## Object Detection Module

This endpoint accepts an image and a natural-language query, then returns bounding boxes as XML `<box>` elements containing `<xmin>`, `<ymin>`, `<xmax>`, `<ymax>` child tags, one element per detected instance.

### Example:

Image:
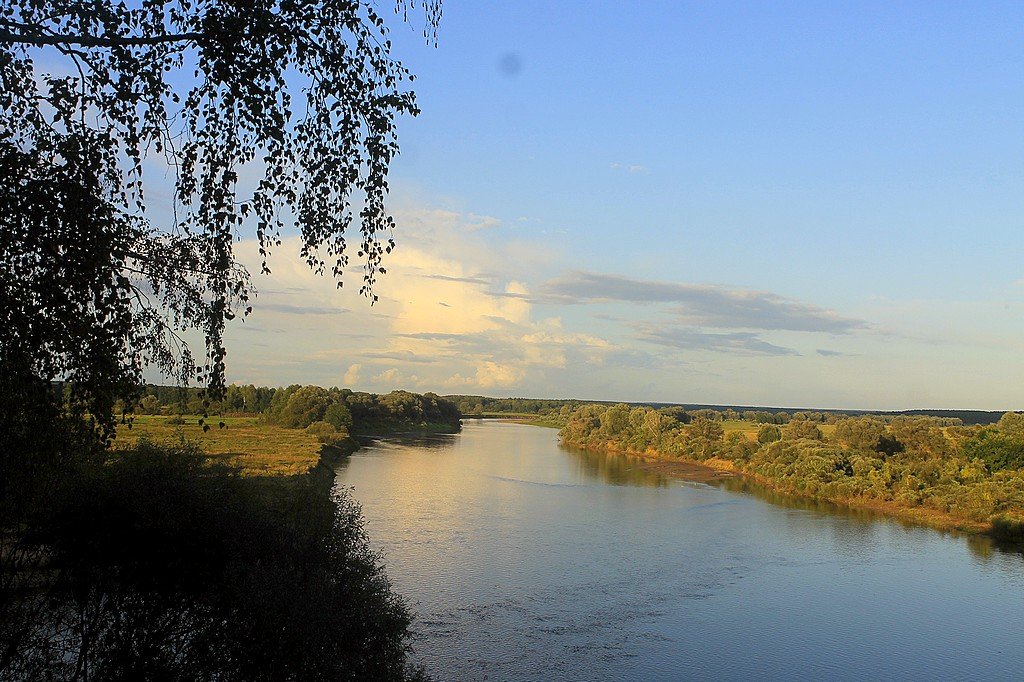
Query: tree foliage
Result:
<box><xmin>559</xmin><ymin>404</ymin><xmax>1024</xmax><ymax>535</ymax></box>
<box><xmin>757</xmin><ymin>423</ymin><xmax>782</xmax><ymax>445</ymax></box>
<box><xmin>1</xmin><ymin>0</ymin><xmax>440</xmax><ymax>434</ymax></box>
<box><xmin>963</xmin><ymin>429</ymin><xmax>1024</xmax><ymax>472</ymax></box>
<box><xmin>782</xmin><ymin>419</ymin><xmax>824</xmax><ymax>442</ymax></box>
<box><xmin>1</xmin><ymin>4</ymin><xmax>442</xmax><ymax>677</ymax></box>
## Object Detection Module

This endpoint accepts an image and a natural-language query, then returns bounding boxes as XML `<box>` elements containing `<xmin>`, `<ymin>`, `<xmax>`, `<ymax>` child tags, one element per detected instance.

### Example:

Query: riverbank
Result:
<box><xmin>113</xmin><ymin>415</ymin><xmax>326</xmax><ymax>476</ymax></box>
<box><xmin>734</xmin><ymin>467</ymin><xmax>994</xmax><ymax>535</ymax></box>
<box><xmin>114</xmin><ymin>414</ymin><xmax>461</xmax><ymax>476</ymax></box>
<box><xmin>559</xmin><ymin>404</ymin><xmax>1024</xmax><ymax>546</ymax></box>
<box><xmin>632</xmin><ymin>455</ymin><xmax>738</xmax><ymax>483</ymax></box>
<box><xmin>563</xmin><ymin>441</ymin><xmax>738</xmax><ymax>483</ymax></box>
<box><xmin>565</xmin><ymin>439</ymin><xmax>1010</xmax><ymax>539</ymax></box>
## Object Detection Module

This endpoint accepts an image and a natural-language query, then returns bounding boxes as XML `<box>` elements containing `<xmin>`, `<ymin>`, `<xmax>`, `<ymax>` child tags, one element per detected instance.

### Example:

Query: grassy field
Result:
<box><xmin>722</xmin><ymin>419</ymin><xmax>836</xmax><ymax>440</ymax></box>
<box><xmin>112</xmin><ymin>415</ymin><xmax>323</xmax><ymax>477</ymax></box>
<box><xmin>722</xmin><ymin>419</ymin><xmax>759</xmax><ymax>439</ymax></box>
<box><xmin>113</xmin><ymin>415</ymin><xmax>840</xmax><ymax>474</ymax></box>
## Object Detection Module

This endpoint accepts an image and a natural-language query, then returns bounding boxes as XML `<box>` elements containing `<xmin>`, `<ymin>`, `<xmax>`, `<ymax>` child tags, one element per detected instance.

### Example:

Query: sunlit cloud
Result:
<box><xmin>444</xmin><ymin>361</ymin><xmax>524</xmax><ymax>389</ymax></box>
<box><xmin>359</xmin><ymin>350</ymin><xmax>438</xmax><ymax>364</ymax></box>
<box><xmin>371</xmin><ymin>367</ymin><xmax>421</xmax><ymax>388</ymax></box>
<box><xmin>420</xmin><ymin>274</ymin><xmax>494</xmax><ymax>285</ymax></box>
<box><xmin>224</xmin><ymin>208</ymin><xmax>632</xmax><ymax>394</ymax></box>
<box><xmin>343</xmin><ymin>364</ymin><xmax>362</xmax><ymax>386</ymax></box>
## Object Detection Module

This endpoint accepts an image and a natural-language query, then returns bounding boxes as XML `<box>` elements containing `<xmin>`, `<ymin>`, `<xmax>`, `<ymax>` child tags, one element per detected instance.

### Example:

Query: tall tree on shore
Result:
<box><xmin>1</xmin><ymin>0</ymin><xmax>441</xmax><ymax>436</ymax></box>
<box><xmin>1</xmin><ymin>5</ymin><xmax>442</xmax><ymax>677</ymax></box>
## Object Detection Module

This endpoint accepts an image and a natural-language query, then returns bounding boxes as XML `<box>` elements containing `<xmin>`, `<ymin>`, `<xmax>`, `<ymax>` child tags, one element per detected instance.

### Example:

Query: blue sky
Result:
<box><xmin>221</xmin><ymin>1</ymin><xmax>1023</xmax><ymax>410</ymax></box>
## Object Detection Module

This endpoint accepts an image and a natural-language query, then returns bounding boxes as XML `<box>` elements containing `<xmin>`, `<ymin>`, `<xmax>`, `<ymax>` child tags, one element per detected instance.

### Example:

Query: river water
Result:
<box><xmin>334</xmin><ymin>420</ymin><xmax>1024</xmax><ymax>681</ymax></box>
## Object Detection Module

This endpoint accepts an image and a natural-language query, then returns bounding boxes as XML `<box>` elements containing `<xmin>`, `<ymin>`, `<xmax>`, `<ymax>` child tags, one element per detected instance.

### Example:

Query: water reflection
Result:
<box><xmin>356</xmin><ymin>431</ymin><xmax>459</xmax><ymax>450</ymax></box>
<box><xmin>713</xmin><ymin>476</ymin><xmax>1024</xmax><ymax>563</ymax></box>
<box><xmin>559</xmin><ymin>445</ymin><xmax>670</xmax><ymax>488</ymax></box>
<box><xmin>716</xmin><ymin>477</ymin><xmax>892</xmax><ymax>523</ymax></box>
<box><xmin>968</xmin><ymin>533</ymin><xmax>1024</xmax><ymax>564</ymax></box>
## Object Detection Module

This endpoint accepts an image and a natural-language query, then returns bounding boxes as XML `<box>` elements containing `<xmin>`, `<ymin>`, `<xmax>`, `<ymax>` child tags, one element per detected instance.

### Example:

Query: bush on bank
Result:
<box><xmin>560</xmin><ymin>404</ymin><xmax>1024</xmax><ymax>539</ymax></box>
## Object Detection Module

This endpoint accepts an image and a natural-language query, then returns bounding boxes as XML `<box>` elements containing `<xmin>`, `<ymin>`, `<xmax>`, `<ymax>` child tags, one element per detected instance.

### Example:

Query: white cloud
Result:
<box><xmin>343</xmin><ymin>364</ymin><xmax>362</xmax><ymax>386</ymax></box>
<box><xmin>475</xmin><ymin>362</ymin><xmax>524</xmax><ymax>388</ymax></box>
<box><xmin>216</xmin><ymin>199</ymin><xmax>1022</xmax><ymax>410</ymax></box>
<box><xmin>371</xmin><ymin>367</ymin><xmax>421</xmax><ymax>389</ymax></box>
<box><xmin>222</xmin><ymin>206</ymin><xmax>626</xmax><ymax>394</ymax></box>
<box><xmin>465</xmin><ymin>213</ymin><xmax>502</xmax><ymax>231</ymax></box>
<box><xmin>609</xmin><ymin>162</ymin><xmax>648</xmax><ymax>174</ymax></box>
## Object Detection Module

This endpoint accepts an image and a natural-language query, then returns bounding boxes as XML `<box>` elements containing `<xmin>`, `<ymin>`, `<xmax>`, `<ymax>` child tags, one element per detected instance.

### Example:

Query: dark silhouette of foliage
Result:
<box><xmin>963</xmin><ymin>429</ymin><xmax>1024</xmax><ymax>472</ymax></box>
<box><xmin>1</xmin><ymin>3</ymin><xmax>442</xmax><ymax>677</ymax></box>
<box><xmin>1</xmin><ymin>0</ymin><xmax>440</xmax><ymax>430</ymax></box>
<box><xmin>3</xmin><ymin>441</ymin><xmax>425</xmax><ymax>680</ymax></box>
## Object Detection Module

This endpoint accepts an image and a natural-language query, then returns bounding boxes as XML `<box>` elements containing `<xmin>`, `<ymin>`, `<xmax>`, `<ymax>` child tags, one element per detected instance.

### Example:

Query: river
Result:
<box><xmin>334</xmin><ymin>420</ymin><xmax>1024</xmax><ymax>681</ymax></box>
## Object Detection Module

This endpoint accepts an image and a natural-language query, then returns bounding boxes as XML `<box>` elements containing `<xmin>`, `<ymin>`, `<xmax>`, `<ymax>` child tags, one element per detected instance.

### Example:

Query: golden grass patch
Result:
<box><xmin>112</xmin><ymin>415</ymin><xmax>322</xmax><ymax>477</ymax></box>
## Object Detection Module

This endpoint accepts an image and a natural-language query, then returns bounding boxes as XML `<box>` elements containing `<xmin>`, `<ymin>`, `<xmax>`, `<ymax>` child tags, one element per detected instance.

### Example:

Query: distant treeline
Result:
<box><xmin>559</xmin><ymin>403</ymin><xmax>1024</xmax><ymax>540</ymax></box>
<box><xmin>445</xmin><ymin>395</ymin><xmax>586</xmax><ymax>417</ymax></box>
<box><xmin>130</xmin><ymin>384</ymin><xmax>462</xmax><ymax>436</ymax></box>
<box><xmin>644</xmin><ymin>405</ymin><xmax>1005</xmax><ymax>426</ymax></box>
<box><xmin>445</xmin><ymin>395</ymin><xmax>982</xmax><ymax>427</ymax></box>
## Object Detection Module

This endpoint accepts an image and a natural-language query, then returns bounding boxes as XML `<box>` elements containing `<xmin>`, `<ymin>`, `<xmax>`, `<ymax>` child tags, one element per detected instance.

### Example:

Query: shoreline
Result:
<box><xmin>630</xmin><ymin>454</ymin><xmax>738</xmax><ymax>484</ymax></box>
<box><xmin>560</xmin><ymin>440</ymin><xmax>738</xmax><ymax>484</ymax></box>
<box><xmin>330</xmin><ymin>421</ymin><xmax>1018</xmax><ymax>545</ymax></box>
<box><xmin>561</xmin><ymin>439</ymin><xmax>1005</xmax><ymax>540</ymax></box>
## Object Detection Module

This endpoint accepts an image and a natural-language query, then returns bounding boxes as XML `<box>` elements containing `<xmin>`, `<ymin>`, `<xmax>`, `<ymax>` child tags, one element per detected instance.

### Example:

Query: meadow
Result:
<box><xmin>112</xmin><ymin>415</ymin><xmax>325</xmax><ymax>477</ymax></box>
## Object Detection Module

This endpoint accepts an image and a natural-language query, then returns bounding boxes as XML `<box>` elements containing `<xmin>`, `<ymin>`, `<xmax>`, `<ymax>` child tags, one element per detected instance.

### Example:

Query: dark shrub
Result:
<box><xmin>4</xmin><ymin>441</ymin><xmax>423</xmax><ymax>680</ymax></box>
<box><xmin>963</xmin><ymin>430</ymin><xmax>1024</xmax><ymax>472</ymax></box>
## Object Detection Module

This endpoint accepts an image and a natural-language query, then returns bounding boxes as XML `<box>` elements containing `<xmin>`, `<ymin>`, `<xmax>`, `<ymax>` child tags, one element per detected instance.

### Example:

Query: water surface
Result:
<box><xmin>336</xmin><ymin>421</ymin><xmax>1024</xmax><ymax>681</ymax></box>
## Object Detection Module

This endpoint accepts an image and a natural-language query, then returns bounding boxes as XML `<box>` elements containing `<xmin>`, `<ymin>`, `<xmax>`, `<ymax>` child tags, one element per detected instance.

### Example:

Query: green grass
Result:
<box><xmin>113</xmin><ymin>415</ymin><xmax>323</xmax><ymax>477</ymax></box>
<box><xmin>722</xmin><ymin>419</ymin><xmax>836</xmax><ymax>440</ymax></box>
<box><xmin>722</xmin><ymin>419</ymin><xmax>759</xmax><ymax>439</ymax></box>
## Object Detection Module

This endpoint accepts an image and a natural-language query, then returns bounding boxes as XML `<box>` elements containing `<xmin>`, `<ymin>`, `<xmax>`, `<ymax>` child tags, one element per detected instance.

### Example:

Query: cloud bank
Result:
<box><xmin>218</xmin><ymin>204</ymin><xmax>881</xmax><ymax>401</ymax></box>
<box><xmin>544</xmin><ymin>272</ymin><xmax>867</xmax><ymax>333</ymax></box>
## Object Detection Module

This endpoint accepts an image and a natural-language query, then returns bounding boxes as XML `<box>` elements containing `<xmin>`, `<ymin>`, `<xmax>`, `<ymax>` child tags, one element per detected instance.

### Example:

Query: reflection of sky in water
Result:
<box><xmin>337</xmin><ymin>421</ymin><xmax>1024</xmax><ymax>682</ymax></box>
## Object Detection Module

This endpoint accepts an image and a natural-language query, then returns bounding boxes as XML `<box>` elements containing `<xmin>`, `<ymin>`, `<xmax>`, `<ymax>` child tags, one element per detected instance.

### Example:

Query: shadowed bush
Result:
<box><xmin>990</xmin><ymin>515</ymin><xmax>1024</xmax><ymax>547</ymax></box>
<box><xmin>3</xmin><ymin>441</ymin><xmax>426</xmax><ymax>681</ymax></box>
